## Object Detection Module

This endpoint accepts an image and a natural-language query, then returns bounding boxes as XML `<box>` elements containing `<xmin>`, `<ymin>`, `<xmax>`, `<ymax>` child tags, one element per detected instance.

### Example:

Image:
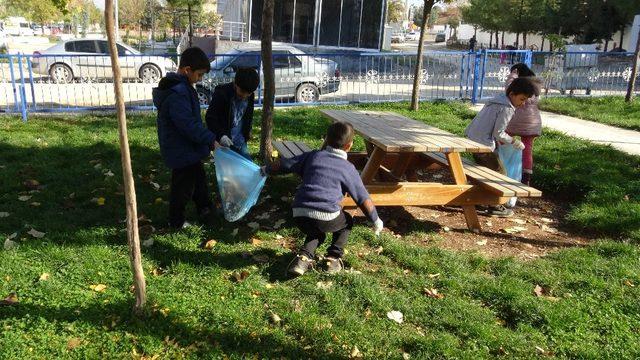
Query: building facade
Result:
<box><xmin>218</xmin><ymin>0</ymin><xmax>388</xmax><ymax>50</ymax></box>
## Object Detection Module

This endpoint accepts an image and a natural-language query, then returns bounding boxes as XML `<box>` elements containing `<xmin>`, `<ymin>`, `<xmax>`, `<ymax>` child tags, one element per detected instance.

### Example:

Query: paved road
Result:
<box><xmin>470</xmin><ymin>104</ymin><xmax>640</xmax><ymax>156</ymax></box>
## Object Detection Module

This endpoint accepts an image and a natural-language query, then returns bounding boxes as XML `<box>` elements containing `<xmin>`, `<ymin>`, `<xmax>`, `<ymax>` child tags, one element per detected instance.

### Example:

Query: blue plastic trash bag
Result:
<box><xmin>497</xmin><ymin>143</ymin><xmax>522</xmax><ymax>182</ymax></box>
<box><xmin>214</xmin><ymin>147</ymin><xmax>266</xmax><ymax>222</ymax></box>
<box><xmin>497</xmin><ymin>143</ymin><xmax>522</xmax><ymax>208</ymax></box>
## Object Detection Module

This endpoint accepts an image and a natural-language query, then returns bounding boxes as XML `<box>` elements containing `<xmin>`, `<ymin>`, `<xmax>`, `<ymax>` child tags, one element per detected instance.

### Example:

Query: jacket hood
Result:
<box><xmin>486</xmin><ymin>93</ymin><xmax>515</xmax><ymax>109</ymax></box>
<box><xmin>152</xmin><ymin>72</ymin><xmax>189</xmax><ymax>109</ymax></box>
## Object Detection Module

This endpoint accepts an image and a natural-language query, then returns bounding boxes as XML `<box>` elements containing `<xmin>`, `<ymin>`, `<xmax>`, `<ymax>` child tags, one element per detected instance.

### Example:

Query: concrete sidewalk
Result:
<box><xmin>469</xmin><ymin>104</ymin><xmax>640</xmax><ymax>156</ymax></box>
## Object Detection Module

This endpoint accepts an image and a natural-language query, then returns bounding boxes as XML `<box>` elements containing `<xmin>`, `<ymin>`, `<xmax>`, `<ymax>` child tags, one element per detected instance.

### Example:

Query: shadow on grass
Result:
<box><xmin>0</xmin><ymin>299</ymin><xmax>342</xmax><ymax>358</ymax></box>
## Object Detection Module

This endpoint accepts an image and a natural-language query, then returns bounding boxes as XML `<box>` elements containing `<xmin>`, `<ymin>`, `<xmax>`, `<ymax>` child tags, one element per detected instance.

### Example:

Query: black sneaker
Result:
<box><xmin>487</xmin><ymin>205</ymin><xmax>514</xmax><ymax>218</ymax></box>
<box><xmin>287</xmin><ymin>255</ymin><xmax>313</xmax><ymax>277</ymax></box>
<box><xmin>323</xmin><ymin>257</ymin><xmax>344</xmax><ymax>274</ymax></box>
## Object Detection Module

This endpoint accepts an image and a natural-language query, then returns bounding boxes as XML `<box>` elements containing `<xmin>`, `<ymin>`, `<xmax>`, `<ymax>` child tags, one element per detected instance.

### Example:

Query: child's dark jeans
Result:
<box><xmin>294</xmin><ymin>211</ymin><xmax>353</xmax><ymax>259</ymax></box>
<box><xmin>169</xmin><ymin>162</ymin><xmax>213</xmax><ymax>228</ymax></box>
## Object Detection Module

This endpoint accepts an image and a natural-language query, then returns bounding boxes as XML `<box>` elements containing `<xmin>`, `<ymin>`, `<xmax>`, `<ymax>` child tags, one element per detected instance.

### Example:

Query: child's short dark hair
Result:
<box><xmin>178</xmin><ymin>47</ymin><xmax>211</xmax><ymax>72</ymax></box>
<box><xmin>235</xmin><ymin>68</ymin><xmax>260</xmax><ymax>92</ymax></box>
<box><xmin>325</xmin><ymin>122</ymin><xmax>355</xmax><ymax>149</ymax></box>
<box><xmin>506</xmin><ymin>77</ymin><xmax>541</xmax><ymax>97</ymax></box>
<box><xmin>510</xmin><ymin>63</ymin><xmax>536</xmax><ymax>77</ymax></box>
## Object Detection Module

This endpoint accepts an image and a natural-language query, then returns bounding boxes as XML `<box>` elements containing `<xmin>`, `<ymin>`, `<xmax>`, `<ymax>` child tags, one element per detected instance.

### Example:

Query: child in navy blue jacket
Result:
<box><xmin>267</xmin><ymin>122</ymin><xmax>384</xmax><ymax>276</ymax></box>
<box><xmin>152</xmin><ymin>47</ymin><xmax>216</xmax><ymax>229</ymax></box>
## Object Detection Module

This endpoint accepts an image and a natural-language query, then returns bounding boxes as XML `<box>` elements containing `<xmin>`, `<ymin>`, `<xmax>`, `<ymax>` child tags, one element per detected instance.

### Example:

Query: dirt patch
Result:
<box><xmin>365</xmin><ymin>196</ymin><xmax>593</xmax><ymax>260</ymax></box>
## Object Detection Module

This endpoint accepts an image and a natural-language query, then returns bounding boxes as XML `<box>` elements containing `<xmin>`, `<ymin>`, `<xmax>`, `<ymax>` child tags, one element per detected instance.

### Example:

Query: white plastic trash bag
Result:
<box><xmin>214</xmin><ymin>147</ymin><xmax>266</xmax><ymax>222</ymax></box>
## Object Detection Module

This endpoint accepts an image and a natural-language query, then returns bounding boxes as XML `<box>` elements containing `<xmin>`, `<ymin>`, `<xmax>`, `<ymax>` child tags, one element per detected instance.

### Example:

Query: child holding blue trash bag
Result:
<box><xmin>264</xmin><ymin>122</ymin><xmax>384</xmax><ymax>277</ymax></box>
<box><xmin>152</xmin><ymin>47</ymin><xmax>217</xmax><ymax>229</ymax></box>
<box><xmin>205</xmin><ymin>68</ymin><xmax>260</xmax><ymax>159</ymax></box>
<box><xmin>464</xmin><ymin>77</ymin><xmax>540</xmax><ymax>217</ymax></box>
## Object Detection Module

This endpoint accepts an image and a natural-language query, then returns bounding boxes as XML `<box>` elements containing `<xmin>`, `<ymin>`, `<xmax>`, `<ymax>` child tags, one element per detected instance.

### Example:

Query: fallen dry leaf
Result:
<box><xmin>386</xmin><ymin>310</ymin><xmax>404</xmax><ymax>324</ymax></box>
<box><xmin>151</xmin><ymin>267</ymin><xmax>165</xmax><ymax>276</ymax></box>
<box><xmin>0</xmin><ymin>212</ymin><xmax>9</xmax><ymax>218</ymax></box>
<box><xmin>275</xmin><ymin>234</ymin><xmax>283</xmax><ymax>240</ymax></box>
<box><xmin>540</xmin><ymin>217</ymin><xmax>553</xmax><ymax>224</ymax></box>
<box><xmin>18</xmin><ymin>195</ymin><xmax>32</xmax><ymax>201</ymax></box>
<box><xmin>150</xmin><ymin>182</ymin><xmax>160</xmax><ymax>190</ymax></box>
<box><xmin>89</xmin><ymin>284</ymin><xmax>107</xmax><ymax>292</ymax></box>
<box><xmin>533</xmin><ymin>285</ymin><xmax>544</xmax><ymax>297</ymax></box>
<box><xmin>269</xmin><ymin>312</ymin><xmax>282</xmax><ymax>325</ymax></box>
<box><xmin>500</xmin><ymin>226</ymin><xmax>527</xmax><ymax>234</ymax></box>
<box><xmin>23</xmin><ymin>179</ymin><xmax>41</xmax><ymax>190</ymax></box>
<box><xmin>442</xmin><ymin>226</ymin><xmax>451</xmax><ymax>232</ymax></box>
<box><xmin>202</xmin><ymin>239</ymin><xmax>217</xmax><ymax>250</ymax></box>
<box><xmin>104</xmin><ymin>170</ymin><xmax>114</xmax><ymax>177</ymax></box>
<box><xmin>30</xmin><ymin>202</ymin><xmax>41</xmax><ymax>207</ymax></box>
<box><xmin>541</xmin><ymin>225</ymin><xmax>558</xmax><ymax>234</ymax></box>
<box><xmin>142</xmin><ymin>238</ymin><xmax>154</xmax><ymax>247</ymax></box>
<box><xmin>231</xmin><ymin>228</ymin><xmax>239</xmax><ymax>237</ymax></box>
<box><xmin>424</xmin><ymin>288</ymin><xmax>445</xmax><ymax>299</ymax></box>
<box><xmin>154</xmin><ymin>197</ymin><xmax>163</xmax><ymax>205</ymax></box>
<box><xmin>0</xmin><ymin>292</ymin><xmax>18</xmax><ymax>306</ymax></box>
<box><xmin>159</xmin><ymin>307</ymin><xmax>170</xmax><ymax>317</ymax></box>
<box><xmin>273</xmin><ymin>219</ymin><xmax>286</xmax><ymax>229</ymax></box>
<box><xmin>428</xmin><ymin>273</ymin><xmax>440</xmax><ymax>278</ymax></box>
<box><xmin>374</xmin><ymin>246</ymin><xmax>384</xmax><ymax>254</ymax></box>
<box><xmin>250</xmin><ymin>237</ymin><xmax>262</xmax><ymax>246</ymax></box>
<box><xmin>349</xmin><ymin>345</ymin><xmax>363</xmax><ymax>359</ymax></box>
<box><xmin>624</xmin><ymin>280</ymin><xmax>635</xmax><ymax>287</ymax></box>
<box><xmin>67</xmin><ymin>337</ymin><xmax>82</xmax><ymax>350</ymax></box>
<box><xmin>96</xmin><ymin>197</ymin><xmax>106</xmax><ymax>206</ymax></box>
<box><xmin>27</xmin><ymin>228</ymin><xmax>45</xmax><ymax>238</ymax></box>
<box><xmin>39</xmin><ymin>273</ymin><xmax>50</xmax><ymax>281</ymax></box>
<box><xmin>476</xmin><ymin>240</ymin><xmax>487</xmax><ymax>246</ymax></box>
<box><xmin>316</xmin><ymin>281</ymin><xmax>333</xmax><ymax>290</ymax></box>
<box><xmin>510</xmin><ymin>218</ymin><xmax>527</xmax><ymax>225</ymax></box>
<box><xmin>3</xmin><ymin>238</ymin><xmax>17</xmax><ymax>250</ymax></box>
<box><xmin>248</xmin><ymin>222</ymin><xmax>259</xmax><ymax>230</ymax></box>
<box><xmin>231</xmin><ymin>270</ymin><xmax>250</xmax><ymax>282</ymax></box>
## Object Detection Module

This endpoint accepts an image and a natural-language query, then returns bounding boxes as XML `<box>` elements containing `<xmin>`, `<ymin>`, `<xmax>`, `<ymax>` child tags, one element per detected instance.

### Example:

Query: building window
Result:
<box><xmin>360</xmin><ymin>0</ymin><xmax>383</xmax><ymax>49</ymax></box>
<box><xmin>319</xmin><ymin>0</ymin><xmax>340</xmax><ymax>46</ymax></box>
<box><xmin>273</xmin><ymin>0</ymin><xmax>295</xmax><ymax>42</ymax></box>
<box><xmin>293</xmin><ymin>0</ymin><xmax>315</xmax><ymax>45</ymax></box>
<box><xmin>339</xmin><ymin>0</ymin><xmax>361</xmax><ymax>47</ymax></box>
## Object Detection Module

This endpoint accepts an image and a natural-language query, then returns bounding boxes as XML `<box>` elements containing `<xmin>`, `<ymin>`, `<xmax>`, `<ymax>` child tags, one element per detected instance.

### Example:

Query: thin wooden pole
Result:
<box><xmin>260</xmin><ymin>0</ymin><xmax>275</xmax><ymax>164</ymax></box>
<box><xmin>410</xmin><ymin>0</ymin><xmax>434</xmax><ymax>111</ymax></box>
<box><xmin>105</xmin><ymin>0</ymin><xmax>147</xmax><ymax>314</ymax></box>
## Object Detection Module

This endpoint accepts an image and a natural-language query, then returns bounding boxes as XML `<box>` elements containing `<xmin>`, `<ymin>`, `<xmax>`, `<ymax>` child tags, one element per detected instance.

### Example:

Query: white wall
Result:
<box><xmin>457</xmin><ymin>14</ymin><xmax>640</xmax><ymax>52</ymax></box>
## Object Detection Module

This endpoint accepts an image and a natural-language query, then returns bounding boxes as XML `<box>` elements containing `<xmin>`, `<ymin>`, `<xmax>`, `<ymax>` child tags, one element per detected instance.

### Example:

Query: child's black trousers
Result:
<box><xmin>169</xmin><ymin>162</ymin><xmax>212</xmax><ymax>228</ymax></box>
<box><xmin>294</xmin><ymin>211</ymin><xmax>353</xmax><ymax>259</ymax></box>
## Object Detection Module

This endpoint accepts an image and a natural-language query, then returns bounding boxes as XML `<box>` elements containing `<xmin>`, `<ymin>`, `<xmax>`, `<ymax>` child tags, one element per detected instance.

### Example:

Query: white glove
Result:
<box><xmin>512</xmin><ymin>139</ymin><xmax>525</xmax><ymax>150</ymax></box>
<box><xmin>220</xmin><ymin>135</ymin><xmax>233</xmax><ymax>148</ymax></box>
<box><xmin>373</xmin><ymin>218</ymin><xmax>384</xmax><ymax>236</ymax></box>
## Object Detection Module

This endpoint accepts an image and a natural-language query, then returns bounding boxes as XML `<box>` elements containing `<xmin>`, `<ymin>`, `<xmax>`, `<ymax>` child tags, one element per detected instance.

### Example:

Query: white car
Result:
<box><xmin>31</xmin><ymin>39</ymin><xmax>176</xmax><ymax>83</ymax></box>
<box><xmin>405</xmin><ymin>31</ymin><xmax>419</xmax><ymax>41</ymax></box>
<box><xmin>391</xmin><ymin>32</ymin><xmax>406</xmax><ymax>43</ymax></box>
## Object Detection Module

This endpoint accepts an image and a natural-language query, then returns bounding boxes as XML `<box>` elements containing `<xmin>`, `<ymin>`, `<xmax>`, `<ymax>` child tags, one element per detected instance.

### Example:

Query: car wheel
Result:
<box><xmin>140</xmin><ymin>64</ymin><xmax>161</xmax><ymax>83</ymax></box>
<box><xmin>196</xmin><ymin>86</ymin><xmax>211</xmax><ymax>106</ymax></box>
<box><xmin>49</xmin><ymin>63</ymin><xmax>73</xmax><ymax>83</ymax></box>
<box><xmin>295</xmin><ymin>83</ymin><xmax>319</xmax><ymax>103</ymax></box>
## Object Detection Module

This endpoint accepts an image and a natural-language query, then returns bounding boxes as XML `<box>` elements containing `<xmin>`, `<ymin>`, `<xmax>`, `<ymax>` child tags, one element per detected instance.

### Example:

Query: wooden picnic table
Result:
<box><xmin>317</xmin><ymin>109</ymin><xmax>540</xmax><ymax>232</ymax></box>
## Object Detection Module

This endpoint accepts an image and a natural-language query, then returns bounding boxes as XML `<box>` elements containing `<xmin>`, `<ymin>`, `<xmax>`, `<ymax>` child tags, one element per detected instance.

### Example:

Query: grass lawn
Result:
<box><xmin>1</xmin><ymin>102</ymin><xmax>640</xmax><ymax>359</ymax></box>
<box><xmin>538</xmin><ymin>96</ymin><xmax>640</xmax><ymax>131</ymax></box>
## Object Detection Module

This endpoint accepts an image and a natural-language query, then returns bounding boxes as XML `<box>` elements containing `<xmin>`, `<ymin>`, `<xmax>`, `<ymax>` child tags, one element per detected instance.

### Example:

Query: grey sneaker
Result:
<box><xmin>487</xmin><ymin>205</ymin><xmax>514</xmax><ymax>218</ymax></box>
<box><xmin>323</xmin><ymin>257</ymin><xmax>344</xmax><ymax>273</ymax></box>
<box><xmin>287</xmin><ymin>255</ymin><xmax>313</xmax><ymax>277</ymax></box>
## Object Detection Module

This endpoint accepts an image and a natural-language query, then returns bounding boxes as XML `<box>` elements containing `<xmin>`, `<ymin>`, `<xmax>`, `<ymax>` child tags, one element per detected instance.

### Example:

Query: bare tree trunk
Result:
<box><xmin>410</xmin><ymin>0</ymin><xmax>434</xmax><ymax>111</ymax></box>
<box><xmin>541</xmin><ymin>36</ymin><xmax>545</xmax><ymax>52</ymax></box>
<box><xmin>625</xmin><ymin>28</ymin><xmax>640</xmax><ymax>102</ymax></box>
<box><xmin>495</xmin><ymin>32</ymin><xmax>499</xmax><ymax>49</ymax></box>
<box><xmin>604</xmin><ymin>39</ymin><xmax>609</xmax><ymax>52</ymax></box>
<box><xmin>260</xmin><ymin>0</ymin><xmax>275</xmax><ymax>163</ymax></box>
<box><xmin>489</xmin><ymin>31</ymin><xmax>493</xmax><ymax>49</ymax></box>
<box><xmin>515</xmin><ymin>32</ymin><xmax>520</xmax><ymax>48</ymax></box>
<box><xmin>105</xmin><ymin>0</ymin><xmax>146</xmax><ymax>315</ymax></box>
<box><xmin>620</xmin><ymin>27</ymin><xmax>625</xmax><ymax>49</ymax></box>
<box><xmin>523</xmin><ymin>32</ymin><xmax>527</xmax><ymax>48</ymax></box>
<box><xmin>501</xmin><ymin>32</ymin><xmax>505</xmax><ymax>48</ymax></box>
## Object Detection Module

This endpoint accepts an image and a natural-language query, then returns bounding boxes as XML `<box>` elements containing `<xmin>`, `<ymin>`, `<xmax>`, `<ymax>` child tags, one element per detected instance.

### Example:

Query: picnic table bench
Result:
<box><xmin>273</xmin><ymin>110</ymin><xmax>541</xmax><ymax>232</ymax></box>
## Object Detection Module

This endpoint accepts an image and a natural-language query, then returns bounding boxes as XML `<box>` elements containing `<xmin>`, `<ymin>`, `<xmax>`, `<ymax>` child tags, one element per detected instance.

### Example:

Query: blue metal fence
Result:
<box><xmin>0</xmin><ymin>49</ymin><xmax>638</xmax><ymax>120</ymax></box>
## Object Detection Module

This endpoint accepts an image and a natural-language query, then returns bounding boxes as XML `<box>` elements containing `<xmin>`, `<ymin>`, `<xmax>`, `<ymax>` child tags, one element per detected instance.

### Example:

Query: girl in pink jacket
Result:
<box><xmin>505</xmin><ymin>63</ymin><xmax>541</xmax><ymax>186</ymax></box>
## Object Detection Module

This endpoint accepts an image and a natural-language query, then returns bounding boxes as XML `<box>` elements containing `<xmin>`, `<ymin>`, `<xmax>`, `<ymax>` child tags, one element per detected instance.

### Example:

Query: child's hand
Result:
<box><xmin>220</xmin><ymin>135</ymin><xmax>233</xmax><ymax>148</ymax></box>
<box><xmin>512</xmin><ymin>139</ymin><xmax>525</xmax><ymax>150</ymax></box>
<box><xmin>373</xmin><ymin>218</ymin><xmax>384</xmax><ymax>236</ymax></box>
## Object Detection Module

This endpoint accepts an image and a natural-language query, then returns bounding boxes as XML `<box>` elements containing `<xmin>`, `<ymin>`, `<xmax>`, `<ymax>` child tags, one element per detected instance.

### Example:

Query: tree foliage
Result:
<box><xmin>387</xmin><ymin>0</ymin><xmax>406</xmax><ymax>24</ymax></box>
<box><xmin>461</xmin><ymin>0</ymin><xmax>640</xmax><ymax>46</ymax></box>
